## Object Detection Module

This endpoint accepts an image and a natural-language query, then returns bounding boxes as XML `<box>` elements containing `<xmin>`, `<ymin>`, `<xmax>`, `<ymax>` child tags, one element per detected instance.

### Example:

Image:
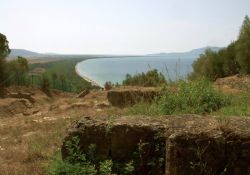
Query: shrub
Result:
<box><xmin>123</xmin><ymin>69</ymin><xmax>166</xmax><ymax>87</ymax></box>
<box><xmin>128</xmin><ymin>79</ymin><xmax>230</xmax><ymax>115</ymax></box>
<box><xmin>157</xmin><ymin>80</ymin><xmax>229</xmax><ymax>114</ymax></box>
<box><xmin>47</xmin><ymin>136</ymin><xmax>135</xmax><ymax>175</ymax></box>
<box><xmin>47</xmin><ymin>136</ymin><xmax>97</xmax><ymax>175</ymax></box>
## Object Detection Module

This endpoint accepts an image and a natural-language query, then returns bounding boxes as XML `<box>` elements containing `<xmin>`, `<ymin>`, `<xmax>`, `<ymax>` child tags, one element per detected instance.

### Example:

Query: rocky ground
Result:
<box><xmin>0</xmin><ymin>86</ymin><xmax>125</xmax><ymax>174</ymax></box>
<box><xmin>0</xmin><ymin>75</ymin><xmax>249</xmax><ymax>175</ymax></box>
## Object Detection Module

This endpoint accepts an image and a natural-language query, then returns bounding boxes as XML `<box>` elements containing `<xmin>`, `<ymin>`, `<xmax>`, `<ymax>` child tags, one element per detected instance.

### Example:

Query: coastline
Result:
<box><xmin>75</xmin><ymin>62</ymin><xmax>104</xmax><ymax>88</ymax></box>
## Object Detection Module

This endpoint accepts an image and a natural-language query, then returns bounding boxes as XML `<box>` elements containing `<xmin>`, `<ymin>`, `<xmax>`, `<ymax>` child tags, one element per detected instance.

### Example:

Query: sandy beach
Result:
<box><xmin>75</xmin><ymin>62</ymin><xmax>104</xmax><ymax>88</ymax></box>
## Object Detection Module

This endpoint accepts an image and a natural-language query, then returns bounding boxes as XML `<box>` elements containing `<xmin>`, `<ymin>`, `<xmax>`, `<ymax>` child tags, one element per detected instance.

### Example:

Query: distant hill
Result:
<box><xmin>9</xmin><ymin>46</ymin><xmax>222</xmax><ymax>59</ymax></box>
<box><xmin>149</xmin><ymin>46</ymin><xmax>222</xmax><ymax>59</ymax></box>
<box><xmin>9</xmin><ymin>49</ymin><xmax>43</xmax><ymax>57</ymax></box>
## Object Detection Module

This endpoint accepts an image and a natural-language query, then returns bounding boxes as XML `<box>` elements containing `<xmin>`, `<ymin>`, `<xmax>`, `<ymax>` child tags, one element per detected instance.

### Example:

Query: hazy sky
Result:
<box><xmin>1</xmin><ymin>0</ymin><xmax>249</xmax><ymax>54</ymax></box>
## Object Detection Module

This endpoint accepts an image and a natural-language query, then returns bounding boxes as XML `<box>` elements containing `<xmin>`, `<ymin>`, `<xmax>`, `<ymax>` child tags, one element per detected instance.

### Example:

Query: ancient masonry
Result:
<box><xmin>62</xmin><ymin>116</ymin><xmax>250</xmax><ymax>175</ymax></box>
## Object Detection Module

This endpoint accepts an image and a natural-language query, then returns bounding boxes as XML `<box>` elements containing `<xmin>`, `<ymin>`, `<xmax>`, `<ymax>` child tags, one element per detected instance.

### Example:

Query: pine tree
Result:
<box><xmin>236</xmin><ymin>15</ymin><xmax>250</xmax><ymax>74</ymax></box>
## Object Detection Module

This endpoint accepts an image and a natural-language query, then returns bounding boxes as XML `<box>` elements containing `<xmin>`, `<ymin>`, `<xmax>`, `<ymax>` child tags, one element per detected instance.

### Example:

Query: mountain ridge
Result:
<box><xmin>9</xmin><ymin>46</ymin><xmax>222</xmax><ymax>58</ymax></box>
<box><xmin>148</xmin><ymin>46</ymin><xmax>222</xmax><ymax>59</ymax></box>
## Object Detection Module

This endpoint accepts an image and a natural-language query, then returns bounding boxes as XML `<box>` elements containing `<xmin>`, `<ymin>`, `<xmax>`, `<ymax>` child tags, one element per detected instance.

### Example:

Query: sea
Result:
<box><xmin>76</xmin><ymin>56</ymin><xmax>196</xmax><ymax>87</ymax></box>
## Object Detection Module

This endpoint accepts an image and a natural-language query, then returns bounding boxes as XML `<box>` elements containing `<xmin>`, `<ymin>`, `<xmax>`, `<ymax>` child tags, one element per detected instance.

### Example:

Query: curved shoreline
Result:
<box><xmin>75</xmin><ymin>62</ymin><xmax>104</xmax><ymax>88</ymax></box>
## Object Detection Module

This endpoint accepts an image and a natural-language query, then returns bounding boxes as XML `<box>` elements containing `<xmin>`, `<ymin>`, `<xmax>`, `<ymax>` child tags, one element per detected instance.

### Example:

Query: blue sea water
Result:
<box><xmin>76</xmin><ymin>56</ymin><xmax>196</xmax><ymax>86</ymax></box>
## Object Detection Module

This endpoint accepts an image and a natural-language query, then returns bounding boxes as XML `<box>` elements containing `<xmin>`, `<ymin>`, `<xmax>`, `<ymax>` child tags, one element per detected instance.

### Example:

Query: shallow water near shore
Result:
<box><xmin>76</xmin><ymin>56</ymin><xmax>195</xmax><ymax>86</ymax></box>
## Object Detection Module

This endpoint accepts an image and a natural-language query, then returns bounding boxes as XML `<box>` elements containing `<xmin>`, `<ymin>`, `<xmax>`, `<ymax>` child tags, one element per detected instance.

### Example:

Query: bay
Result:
<box><xmin>76</xmin><ymin>56</ymin><xmax>196</xmax><ymax>87</ymax></box>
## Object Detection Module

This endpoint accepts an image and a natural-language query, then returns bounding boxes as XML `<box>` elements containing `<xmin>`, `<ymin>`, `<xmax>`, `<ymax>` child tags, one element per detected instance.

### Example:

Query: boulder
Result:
<box><xmin>107</xmin><ymin>87</ymin><xmax>160</xmax><ymax>108</ymax></box>
<box><xmin>62</xmin><ymin>116</ymin><xmax>250</xmax><ymax>175</ymax></box>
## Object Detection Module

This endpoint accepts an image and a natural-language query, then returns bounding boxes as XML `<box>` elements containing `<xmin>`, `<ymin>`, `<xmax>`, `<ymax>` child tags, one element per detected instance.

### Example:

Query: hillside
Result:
<box><xmin>9</xmin><ymin>49</ymin><xmax>43</xmax><ymax>57</ymax></box>
<box><xmin>0</xmin><ymin>75</ymin><xmax>249</xmax><ymax>174</ymax></box>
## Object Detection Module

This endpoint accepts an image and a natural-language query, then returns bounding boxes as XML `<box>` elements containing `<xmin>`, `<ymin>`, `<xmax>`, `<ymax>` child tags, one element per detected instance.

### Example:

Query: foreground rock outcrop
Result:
<box><xmin>107</xmin><ymin>87</ymin><xmax>160</xmax><ymax>107</ymax></box>
<box><xmin>62</xmin><ymin>116</ymin><xmax>250</xmax><ymax>175</ymax></box>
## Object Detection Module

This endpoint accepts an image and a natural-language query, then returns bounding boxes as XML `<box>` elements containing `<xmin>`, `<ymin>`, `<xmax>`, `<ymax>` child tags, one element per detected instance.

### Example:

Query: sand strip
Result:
<box><xmin>75</xmin><ymin>62</ymin><xmax>104</xmax><ymax>88</ymax></box>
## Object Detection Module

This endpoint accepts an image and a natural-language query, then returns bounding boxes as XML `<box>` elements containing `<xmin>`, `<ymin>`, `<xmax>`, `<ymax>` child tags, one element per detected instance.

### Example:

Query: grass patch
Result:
<box><xmin>214</xmin><ymin>93</ymin><xmax>250</xmax><ymax>117</ymax></box>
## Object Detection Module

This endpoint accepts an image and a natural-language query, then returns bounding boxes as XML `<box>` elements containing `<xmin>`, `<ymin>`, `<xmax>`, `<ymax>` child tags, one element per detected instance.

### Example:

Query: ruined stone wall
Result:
<box><xmin>62</xmin><ymin>116</ymin><xmax>250</xmax><ymax>175</ymax></box>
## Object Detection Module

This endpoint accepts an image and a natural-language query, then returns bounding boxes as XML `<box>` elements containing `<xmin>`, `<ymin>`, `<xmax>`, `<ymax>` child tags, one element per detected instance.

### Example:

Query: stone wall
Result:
<box><xmin>107</xmin><ymin>88</ymin><xmax>159</xmax><ymax>108</ymax></box>
<box><xmin>62</xmin><ymin>116</ymin><xmax>250</xmax><ymax>175</ymax></box>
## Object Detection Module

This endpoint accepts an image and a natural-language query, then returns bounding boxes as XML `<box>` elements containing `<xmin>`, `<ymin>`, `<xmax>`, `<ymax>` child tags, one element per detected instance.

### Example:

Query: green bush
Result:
<box><xmin>158</xmin><ymin>80</ymin><xmax>229</xmax><ymax>114</ymax></box>
<box><xmin>123</xmin><ymin>69</ymin><xmax>166</xmax><ymax>87</ymax></box>
<box><xmin>47</xmin><ymin>136</ymin><xmax>97</xmax><ymax>175</ymax></box>
<box><xmin>47</xmin><ymin>136</ymin><xmax>135</xmax><ymax>175</ymax></box>
<box><xmin>128</xmin><ymin>80</ymin><xmax>230</xmax><ymax>115</ymax></box>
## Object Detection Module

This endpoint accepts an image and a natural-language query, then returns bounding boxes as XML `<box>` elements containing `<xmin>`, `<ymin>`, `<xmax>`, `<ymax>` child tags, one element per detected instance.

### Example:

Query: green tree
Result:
<box><xmin>40</xmin><ymin>75</ymin><xmax>51</xmax><ymax>95</ymax></box>
<box><xmin>59</xmin><ymin>74</ymin><xmax>66</xmax><ymax>90</ymax></box>
<box><xmin>52</xmin><ymin>72</ymin><xmax>58</xmax><ymax>89</ymax></box>
<box><xmin>8</xmin><ymin>56</ymin><xmax>29</xmax><ymax>85</ymax></box>
<box><xmin>0</xmin><ymin>33</ymin><xmax>11</xmax><ymax>97</ymax></box>
<box><xmin>122</xmin><ymin>69</ymin><xmax>166</xmax><ymax>87</ymax></box>
<box><xmin>192</xmin><ymin>49</ymin><xmax>224</xmax><ymax>80</ymax></box>
<box><xmin>236</xmin><ymin>15</ymin><xmax>250</xmax><ymax>74</ymax></box>
<box><xmin>220</xmin><ymin>42</ymin><xmax>240</xmax><ymax>76</ymax></box>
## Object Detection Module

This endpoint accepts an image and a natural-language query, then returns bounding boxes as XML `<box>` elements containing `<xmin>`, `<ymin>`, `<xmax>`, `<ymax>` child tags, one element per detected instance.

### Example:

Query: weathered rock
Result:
<box><xmin>0</xmin><ymin>98</ymin><xmax>34</xmax><ymax>117</ymax></box>
<box><xmin>107</xmin><ymin>87</ymin><xmax>159</xmax><ymax>108</ymax></box>
<box><xmin>62</xmin><ymin>116</ymin><xmax>250</xmax><ymax>175</ymax></box>
<box><xmin>215</xmin><ymin>74</ymin><xmax>250</xmax><ymax>91</ymax></box>
<box><xmin>77</xmin><ymin>89</ymin><xmax>90</xmax><ymax>98</ymax></box>
<box><xmin>7</xmin><ymin>92</ymin><xmax>36</xmax><ymax>104</ymax></box>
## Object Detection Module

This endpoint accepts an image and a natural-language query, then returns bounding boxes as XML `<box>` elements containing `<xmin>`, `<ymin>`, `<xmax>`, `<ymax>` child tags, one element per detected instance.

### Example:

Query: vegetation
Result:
<box><xmin>2</xmin><ymin>55</ymin><xmax>92</xmax><ymax>93</ymax></box>
<box><xmin>47</xmin><ymin>136</ymin><xmax>134</xmax><ymax>175</ymax></box>
<box><xmin>190</xmin><ymin>15</ymin><xmax>250</xmax><ymax>80</ymax></box>
<box><xmin>40</xmin><ymin>75</ymin><xmax>51</xmax><ymax>95</ymax></box>
<box><xmin>128</xmin><ymin>79</ymin><xmax>231</xmax><ymax>116</ymax></box>
<box><xmin>0</xmin><ymin>33</ymin><xmax>11</xmax><ymax>97</ymax></box>
<box><xmin>236</xmin><ymin>15</ymin><xmax>250</xmax><ymax>74</ymax></box>
<box><xmin>215</xmin><ymin>93</ymin><xmax>250</xmax><ymax>117</ymax></box>
<box><xmin>122</xmin><ymin>69</ymin><xmax>166</xmax><ymax>87</ymax></box>
<box><xmin>0</xmin><ymin>33</ymin><xmax>92</xmax><ymax>93</ymax></box>
<box><xmin>6</xmin><ymin>56</ymin><xmax>29</xmax><ymax>86</ymax></box>
<box><xmin>30</xmin><ymin>58</ymin><xmax>92</xmax><ymax>92</ymax></box>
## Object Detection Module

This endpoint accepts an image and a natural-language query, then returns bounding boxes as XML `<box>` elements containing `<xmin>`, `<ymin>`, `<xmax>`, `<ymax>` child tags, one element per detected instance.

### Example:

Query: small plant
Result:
<box><xmin>47</xmin><ymin>136</ymin><xmax>136</xmax><ymax>175</ymax></box>
<box><xmin>123</xmin><ymin>161</ymin><xmax>134</xmax><ymax>175</ymax></box>
<box><xmin>100</xmin><ymin>160</ymin><xmax>114</xmax><ymax>175</ymax></box>
<box><xmin>47</xmin><ymin>136</ymin><xmax>97</xmax><ymax>175</ymax></box>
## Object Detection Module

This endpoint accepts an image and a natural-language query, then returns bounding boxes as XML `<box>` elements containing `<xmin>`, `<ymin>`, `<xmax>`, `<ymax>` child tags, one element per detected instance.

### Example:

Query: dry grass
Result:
<box><xmin>0</xmin><ymin>87</ymin><xmax>125</xmax><ymax>175</ymax></box>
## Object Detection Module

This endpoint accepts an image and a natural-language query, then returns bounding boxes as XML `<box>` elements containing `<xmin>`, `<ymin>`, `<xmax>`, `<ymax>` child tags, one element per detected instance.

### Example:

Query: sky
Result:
<box><xmin>0</xmin><ymin>0</ymin><xmax>250</xmax><ymax>55</ymax></box>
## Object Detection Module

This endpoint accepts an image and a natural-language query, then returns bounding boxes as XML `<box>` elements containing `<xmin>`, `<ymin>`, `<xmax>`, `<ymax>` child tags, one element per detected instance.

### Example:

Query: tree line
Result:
<box><xmin>0</xmin><ymin>34</ymin><xmax>91</xmax><ymax>97</ymax></box>
<box><xmin>122</xmin><ymin>69</ymin><xmax>166</xmax><ymax>87</ymax></box>
<box><xmin>190</xmin><ymin>15</ymin><xmax>250</xmax><ymax>80</ymax></box>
